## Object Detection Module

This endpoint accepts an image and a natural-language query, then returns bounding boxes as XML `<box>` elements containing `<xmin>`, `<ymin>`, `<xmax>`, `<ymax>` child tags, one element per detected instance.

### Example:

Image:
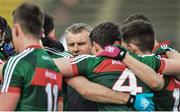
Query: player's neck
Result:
<box><xmin>154</xmin><ymin>40</ymin><xmax>159</xmax><ymax>48</ymax></box>
<box><xmin>137</xmin><ymin>50</ymin><xmax>152</xmax><ymax>55</ymax></box>
<box><xmin>18</xmin><ymin>37</ymin><xmax>40</xmax><ymax>53</ymax></box>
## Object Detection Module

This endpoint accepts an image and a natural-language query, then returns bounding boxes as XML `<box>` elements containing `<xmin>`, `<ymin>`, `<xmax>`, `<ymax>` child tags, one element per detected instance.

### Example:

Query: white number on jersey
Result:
<box><xmin>173</xmin><ymin>88</ymin><xmax>180</xmax><ymax>111</ymax></box>
<box><xmin>45</xmin><ymin>83</ymin><xmax>58</xmax><ymax>111</ymax></box>
<box><xmin>112</xmin><ymin>69</ymin><xmax>142</xmax><ymax>95</ymax></box>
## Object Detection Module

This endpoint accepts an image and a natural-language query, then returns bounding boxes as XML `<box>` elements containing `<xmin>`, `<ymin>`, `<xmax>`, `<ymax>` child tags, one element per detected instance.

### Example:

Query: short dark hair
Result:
<box><xmin>121</xmin><ymin>20</ymin><xmax>154</xmax><ymax>52</ymax></box>
<box><xmin>12</xmin><ymin>2</ymin><xmax>44</xmax><ymax>38</ymax></box>
<box><xmin>43</xmin><ymin>13</ymin><xmax>54</xmax><ymax>37</ymax></box>
<box><xmin>0</xmin><ymin>16</ymin><xmax>7</xmax><ymax>37</ymax></box>
<box><xmin>89</xmin><ymin>22</ymin><xmax>121</xmax><ymax>48</ymax></box>
<box><xmin>4</xmin><ymin>25</ymin><xmax>12</xmax><ymax>43</ymax></box>
<box><xmin>122</xmin><ymin>13</ymin><xmax>151</xmax><ymax>25</ymax></box>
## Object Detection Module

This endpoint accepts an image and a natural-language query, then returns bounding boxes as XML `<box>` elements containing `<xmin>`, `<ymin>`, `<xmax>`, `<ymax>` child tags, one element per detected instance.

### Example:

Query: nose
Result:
<box><xmin>73</xmin><ymin>44</ymin><xmax>80</xmax><ymax>55</ymax></box>
<box><xmin>74</xmin><ymin>44</ymin><xmax>79</xmax><ymax>51</ymax></box>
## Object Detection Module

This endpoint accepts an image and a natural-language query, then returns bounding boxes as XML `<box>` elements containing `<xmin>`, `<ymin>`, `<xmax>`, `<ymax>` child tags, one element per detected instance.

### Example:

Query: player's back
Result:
<box><xmin>2</xmin><ymin>47</ymin><xmax>62</xmax><ymax>111</ymax></box>
<box><xmin>152</xmin><ymin>44</ymin><xmax>180</xmax><ymax>111</ymax></box>
<box><xmin>71</xmin><ymin>55</ymin><xmax>153</xmax><ymax>111</ymax></box>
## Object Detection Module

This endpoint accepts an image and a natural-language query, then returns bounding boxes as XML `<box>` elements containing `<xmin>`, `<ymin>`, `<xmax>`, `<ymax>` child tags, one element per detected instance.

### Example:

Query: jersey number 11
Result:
<box><xmin>45</xmin><ymin>83</ymin><xmax>58</xmax><ymax>111</ymax></box>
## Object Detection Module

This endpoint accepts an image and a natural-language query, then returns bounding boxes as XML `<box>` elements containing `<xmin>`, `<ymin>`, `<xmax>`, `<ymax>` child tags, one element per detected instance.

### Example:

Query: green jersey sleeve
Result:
<box><xmin>129</xmin><ymin>52</ymin><xmax>165</xmax><ymax>73</ymax></box>
<box><xmin>153</xmin><ymin>41</ymin><xmax>177</xmax><ymax>55</ymax></box>
<box><xmin>1</xmin><ymin>57</ymin><xmax>26</xmax><ymax>93</ymax></box>
<box><xmin>70</xmin><ymin>55</ymin><xmax>96</xmax><ymax>76</ymax></box>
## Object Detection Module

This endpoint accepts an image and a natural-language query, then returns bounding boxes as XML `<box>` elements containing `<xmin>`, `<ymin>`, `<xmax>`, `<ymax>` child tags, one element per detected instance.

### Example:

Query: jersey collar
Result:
<box><xmin>26</xmin><ymin>45</ymin><xmax>42</xmax><ymax>49</ymax></box>
<box><xmin>152</xmin><ymin>40</ymin><xmax>171</xmax><ymax>52</ymax></box>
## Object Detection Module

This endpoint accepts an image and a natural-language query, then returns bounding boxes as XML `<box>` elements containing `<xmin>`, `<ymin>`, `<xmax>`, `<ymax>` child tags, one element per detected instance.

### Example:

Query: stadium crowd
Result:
<box><xmin>0</xmin><ymin>2</ymin><xmax>179</xmax><ymax>111</ymax></box>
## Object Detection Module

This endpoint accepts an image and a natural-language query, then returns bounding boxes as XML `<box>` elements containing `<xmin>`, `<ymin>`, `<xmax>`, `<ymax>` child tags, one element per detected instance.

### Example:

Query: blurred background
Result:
<box><xmin>0</xmin><ymin>0</ymin><xmax>180</xmax><ymax>50</ymax></box>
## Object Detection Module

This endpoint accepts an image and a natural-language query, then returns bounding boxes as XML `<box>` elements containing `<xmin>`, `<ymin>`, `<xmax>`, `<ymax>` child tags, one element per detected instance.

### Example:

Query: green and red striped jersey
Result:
<box><xmin>153</xmin><ymin>41</ymin><xmax>180</xmax><ymax>111</ymax></box>
<box><xmin>1</xmin><ymin>46</ymin><xmax>62</xmax><ymax>111</ymax></box>
<box><xmin>70</xmin><ymin>54</ymin><xmax>163</xmax><ymax>111</ymax></box>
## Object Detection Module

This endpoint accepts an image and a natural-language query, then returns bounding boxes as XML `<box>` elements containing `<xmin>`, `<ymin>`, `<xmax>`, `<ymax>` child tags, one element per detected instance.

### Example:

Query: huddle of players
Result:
<box><xmin>0</xmin><ymin>2</ymin><xmax>179</xmax><ymax>111</ymax></box>
<box><xmin>59</xmin><ymin>18</ymin><xmax>180</xmax><ymax>111</ymax></box>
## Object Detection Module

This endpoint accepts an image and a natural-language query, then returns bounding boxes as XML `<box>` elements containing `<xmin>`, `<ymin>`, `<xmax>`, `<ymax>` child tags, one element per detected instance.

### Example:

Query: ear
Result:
<box><xmin>93</xmin><ymin>42</ymin><xmax>98</xmax><ymax>51</ymax></box>
<box><xmin>127</xmin><ymin>43</ymin><xmax>137</xmax><ymax>52</ymax></box>
<box><xmin>13</xmin><ymin>24</ymin><xmax>21</xmax><ymax>38</ymax></box>
<box><xmin>93</xmin><ymin>41</ymin><xmax>102</xmax><ymax>53</ymax></box>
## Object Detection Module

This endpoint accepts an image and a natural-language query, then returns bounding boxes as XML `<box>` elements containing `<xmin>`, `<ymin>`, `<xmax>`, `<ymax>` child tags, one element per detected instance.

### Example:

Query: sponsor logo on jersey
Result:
<box><xmin>93</xmin><ymin>59</ymin><xmax>125</xmax><ymax>73</ymax></box>
<box><xmin>112</xmin><ymin>60</ymin><xmax>123</xmax><ymax>65</ymax></box>
<box><xmin>45</xmin><ymin>70</ymin><xmax>57</xmax><ymax>80</ymax></box>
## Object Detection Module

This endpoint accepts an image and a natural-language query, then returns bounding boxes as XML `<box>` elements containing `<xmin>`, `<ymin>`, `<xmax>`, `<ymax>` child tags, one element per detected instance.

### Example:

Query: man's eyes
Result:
<box><xmin>78</xmin><ymin>42</ymin><xmax>86</xmax><ymax>46</ymax></box>
<box><xmin>68</xmin><ymin>43</ymin><xmax>74</xmax><ymax>47</ymax></box>
<box><xmin>68</xmin><ymin>42</ymin><xmax>86</xmax><ymax>47</ymax></box>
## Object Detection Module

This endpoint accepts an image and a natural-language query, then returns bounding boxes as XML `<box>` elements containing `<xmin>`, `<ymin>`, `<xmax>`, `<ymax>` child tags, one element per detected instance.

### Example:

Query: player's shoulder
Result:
<box><xmin>72</xmin><ymin>54</ymin><xmax>95</xmax><ymax>60</ymax></box>
<box><xmin>70</xmin><ymin>54</ymin><xmax>96</xmax><ymax>64</ymax></box>
<box><xmin>139</xmin><ymin>54</ymin><xmax>160</xmax><ymax>60</ymax></box>
<box><xmin>139</xmin><ymin>54</ymin><xmax>156</xmax><ymax>58</ymax></box>
<box><xmin>44</xmin><ymin>47</ymin><xmax>72</xmax><ymax>58</ymax></box>
<box><xmin>7</xmin><ymin>48</ymin><xmax>35</xmax><ymax>64</ymax></box>
<box><xmin>3</xmin><ymin>48</ymin><xmax>35</xmax><ymax>73</ymax></box>
<box><xmin>8</xmin><ymin>48</ymin><xmax>34</xmax><ymax>61</ymax></box>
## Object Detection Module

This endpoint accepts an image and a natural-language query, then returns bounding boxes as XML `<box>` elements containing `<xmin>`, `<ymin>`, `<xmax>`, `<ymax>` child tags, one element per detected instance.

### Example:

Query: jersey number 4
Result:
<box><xmin>45</xmin><ymin>83</ymin><xmax>58</xmax><ymax>111</ymax></box>
<box><xmin>113</xmin><ymin>69</ymin><xmax>142</xmax><ymax>95</ymax></box>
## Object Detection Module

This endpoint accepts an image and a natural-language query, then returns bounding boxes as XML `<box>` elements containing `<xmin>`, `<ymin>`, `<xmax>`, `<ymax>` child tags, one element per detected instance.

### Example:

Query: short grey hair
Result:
<box><xmin>65</xmin><ymin>23</ymin><xmax>92</xmax><ymax>34</ymax></box>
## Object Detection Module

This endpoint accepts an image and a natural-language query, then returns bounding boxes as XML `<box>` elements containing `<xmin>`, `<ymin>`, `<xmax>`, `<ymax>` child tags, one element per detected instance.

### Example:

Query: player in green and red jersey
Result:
<box><xmin>1</xmin><ymin>46</ymin><xmax>62</xmax><ymax>110</ymax></box>
<box><xmin>152</xmin><ymin>41</ymin><xmax>180</xmax><ymax>111</ymax></box>
<box><xmin>99</xmin><ymin>15</ymin><xmax>180</xmax><ymax>111</ymax></box>
<box><xmin>0</xmin><ymin>3</ymin><xmax>63</xmax><ymax>111</ymax></box>
<box><xmin>53</xmin><ymin>22</ymin><xmax>165</xmax><ymax>111</ymax></box>
<box><xmin>69</xmin><ymin>54</ymin><xmax>158</xmax><ymax>111</ymax></box>
<box><xmin>122</xmin><ymin>13</ymin><xmax>180</xmax><ymax>111</ymax></box>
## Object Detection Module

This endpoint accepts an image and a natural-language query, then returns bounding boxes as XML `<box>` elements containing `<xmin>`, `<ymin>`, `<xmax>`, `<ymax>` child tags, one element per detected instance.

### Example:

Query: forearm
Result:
<box><xmin>163</xmin><ymin>59</ymin><xmax>180</xmax><ymax>77</ymax></box>
<box><xmin>80</xmin><ymin>84</ymin><xmax>129</xmax><ymax>104</ymax></box>
<box><xmin>83</xmin><ymin>87</ymin><xmax>129</xmax><ymax>104</ymax></box>
<box><xmin>0</xmin><ymin>93</ymin><xmax>20</xmax><ymax>110</ymax></box>
<box><xmin>164</xmin><ymin>52</ymin><xmax>180</xmax><ymax>80</ymax></box>
<box><xmin>66</xmin><ymin>76</ymin><xmax>129</xmax><ymax>104</ymax></box>
<box><xmin>53</xmin><ymin>58</ymin><xmax>74</xmax><ymax>77</ymax></box>
<box><xmin>166</xmin><ymin>51</ymin><xmax>180</xmax><ymax>60</ymax></box>
<box><xmin>122</xmin><ymin>54</ymin><xmax>164</xmax><ymax>91</ymax></box>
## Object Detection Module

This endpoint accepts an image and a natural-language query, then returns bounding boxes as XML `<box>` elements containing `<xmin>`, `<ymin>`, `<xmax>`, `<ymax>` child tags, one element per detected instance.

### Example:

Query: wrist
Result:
<box><xmin>122</xmin><ymin>53</ymin><xmax>129</xmax><ymax>63</ymax></box>
<box><xmin>122</xmin><ymin>53</ymin><xmax>131</xmax><ymax>65</ymax></box>
<box><xmin>127</xmin><ymin>94</ymin><xmax>135</xmax><ymax>107</ymax></box>
<box><xmin>117</xmin><ymin>47</ymin><xmax>127</xmax><ymax>61</ymax></box>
